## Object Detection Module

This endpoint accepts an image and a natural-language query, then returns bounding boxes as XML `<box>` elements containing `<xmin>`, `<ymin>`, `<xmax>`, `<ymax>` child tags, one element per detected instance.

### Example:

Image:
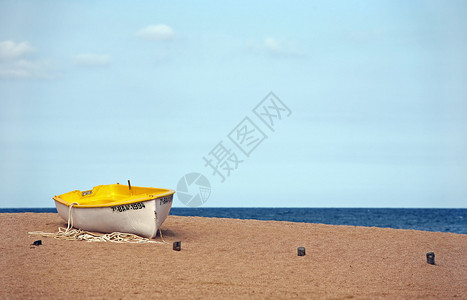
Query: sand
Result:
<box><xmin>0</xmin><ymin>213</ymin><xmax>466</xmax><ymax>299</ymax></box>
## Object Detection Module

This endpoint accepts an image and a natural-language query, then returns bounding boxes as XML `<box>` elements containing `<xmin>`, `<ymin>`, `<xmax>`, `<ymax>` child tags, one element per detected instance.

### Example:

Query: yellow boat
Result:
<box><xmin>53</xmin><ymin>183</ymin><xmax>175</xmax><ymax>238</ymax></box>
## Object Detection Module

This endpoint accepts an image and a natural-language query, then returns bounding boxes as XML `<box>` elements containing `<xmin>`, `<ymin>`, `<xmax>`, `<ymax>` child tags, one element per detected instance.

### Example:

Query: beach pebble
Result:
<box><xmin>298</xmin><ymin>246</ymin><xmax>306</xmax><ymax>256</ymax></box>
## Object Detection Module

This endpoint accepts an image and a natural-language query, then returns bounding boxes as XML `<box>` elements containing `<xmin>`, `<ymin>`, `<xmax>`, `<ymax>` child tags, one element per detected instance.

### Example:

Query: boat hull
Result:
<box><xmin>55</xmin><ymin>194</ymin><xmax>173</xmax><ymax>238</ymax></box>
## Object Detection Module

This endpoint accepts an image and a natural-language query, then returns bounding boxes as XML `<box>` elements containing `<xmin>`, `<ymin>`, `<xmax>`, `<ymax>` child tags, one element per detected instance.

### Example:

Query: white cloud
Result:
<box><xmin>0</xmin><ymin>40</ymin><xmax>35</xmax><ymax>60</ymax></box>
<box><xmin>0</xmin><ymin>40</ymin><xmax>53</xmax><ymax>79</ymax></box>
<box><xmin>264</xmin><ymin>37</ymin><xmax>281</xmax><ymax>53</ymax></box>
<box><xmin>137</xmin><ymin>24</ymin><xmax>174</xmax><ymax>41</ymax></box>
<box><xmin>74</xmin><ymin>53</ymin><xmax>111</xmax><ymax>67</ymax></box>
<box><xmin>262</xmin><ymin>37</ymin><xmax>306</xmax><ymax>58</ymax></box>
<box><xmin>0</xmin><ymin>59</ymin><xmax>53</xmax><ymax>79</ymax></box>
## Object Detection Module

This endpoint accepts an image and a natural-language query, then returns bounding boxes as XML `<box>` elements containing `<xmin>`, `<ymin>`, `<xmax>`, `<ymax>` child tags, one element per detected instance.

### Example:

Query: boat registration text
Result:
<box><xmin>159</xmin><ymin>196</ymin><xmax>172</xmax><ymax>205</ymax></box>
<box><xmin>112</xmin><ymin>202</ymin><xmax>146</xmax><ymax>213</ymax></box>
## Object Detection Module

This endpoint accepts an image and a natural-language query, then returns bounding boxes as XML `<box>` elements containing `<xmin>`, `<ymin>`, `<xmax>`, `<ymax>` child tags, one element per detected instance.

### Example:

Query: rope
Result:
<box><xmin>28</xmin><ymin>202</ymin><xmax>166</xmax><ymax>244</ymax></box>
<box><xmin>66</xmin><ymin>202</ymin><xmax>79</xmax><ymax>232</ymax></box>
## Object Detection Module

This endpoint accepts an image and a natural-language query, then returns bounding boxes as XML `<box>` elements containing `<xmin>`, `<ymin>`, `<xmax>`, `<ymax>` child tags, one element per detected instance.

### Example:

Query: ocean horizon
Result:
<box><xmin>1</xmin><ymin>207</ymin><xmax>466</xmax><ymax>235</ymax></box>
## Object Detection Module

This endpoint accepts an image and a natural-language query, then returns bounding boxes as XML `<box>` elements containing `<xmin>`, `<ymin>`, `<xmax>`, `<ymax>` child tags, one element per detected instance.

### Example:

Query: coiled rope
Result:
<box><xmin>28</xmin><ymin>202</ymin><xmax>166</xmax><ymax>244</ymax></box>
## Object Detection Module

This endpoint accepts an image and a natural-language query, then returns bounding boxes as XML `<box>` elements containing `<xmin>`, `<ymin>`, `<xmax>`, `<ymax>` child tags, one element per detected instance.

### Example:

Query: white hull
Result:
<box><xmin>55</xmin><ymin>194</ymin><xmax>173</xmax><ymax>238</ymax></box>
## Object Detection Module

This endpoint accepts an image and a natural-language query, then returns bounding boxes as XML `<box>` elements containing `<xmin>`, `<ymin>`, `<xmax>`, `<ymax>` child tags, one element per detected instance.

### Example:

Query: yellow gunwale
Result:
<box><xmin>53</xmin><ymin>184</ymin><xmax>175</xmax><ymax>208</ymax></box>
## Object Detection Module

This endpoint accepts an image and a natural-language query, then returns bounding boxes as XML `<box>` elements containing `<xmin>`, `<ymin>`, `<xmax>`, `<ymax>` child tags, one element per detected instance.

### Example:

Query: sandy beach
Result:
<box><xmin>0</xmin><ymin>213</ymin><xmax>466</xmax><ymax>299</ymax></box>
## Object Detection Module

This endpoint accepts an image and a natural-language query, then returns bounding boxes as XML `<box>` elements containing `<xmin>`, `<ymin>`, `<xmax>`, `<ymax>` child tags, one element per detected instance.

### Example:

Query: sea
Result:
<box><xmin>1</xmin><ymin>207</ymin><xmax>466</xmax><ymax>234</ymax></box>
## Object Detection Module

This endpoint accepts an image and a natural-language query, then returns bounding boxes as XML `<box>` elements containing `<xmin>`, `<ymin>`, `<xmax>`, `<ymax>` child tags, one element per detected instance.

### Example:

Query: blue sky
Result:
<box><xmin>1</xmin><ymin>0</ymin><xmax>466</xmax><ymax>208</ymax></box>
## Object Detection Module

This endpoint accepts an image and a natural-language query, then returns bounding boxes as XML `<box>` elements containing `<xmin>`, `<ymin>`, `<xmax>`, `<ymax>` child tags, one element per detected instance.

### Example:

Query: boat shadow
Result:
<box><xmin>159</xmin><ymin>228</ymin><xmax>177</xmax><ymax>239</ymax></box>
